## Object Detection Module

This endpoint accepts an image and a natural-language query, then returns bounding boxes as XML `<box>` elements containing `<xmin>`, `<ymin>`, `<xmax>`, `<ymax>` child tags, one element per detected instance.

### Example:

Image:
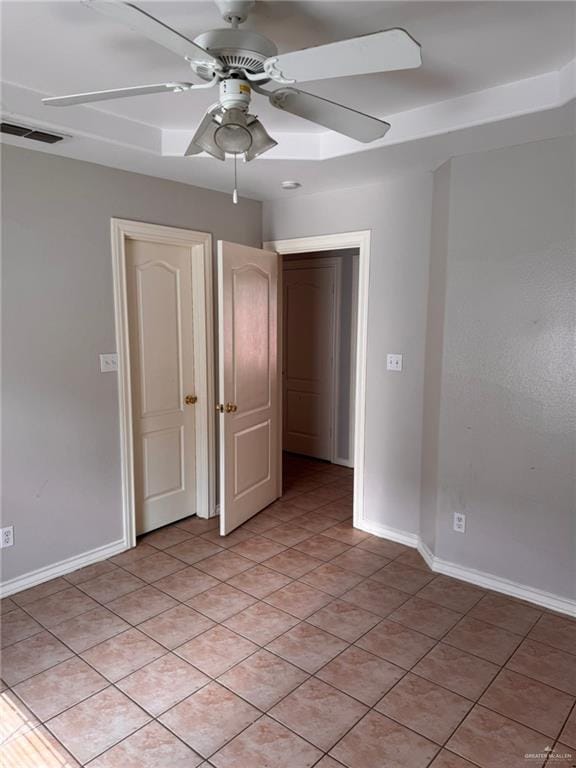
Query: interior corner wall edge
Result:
<box><xmin>1</xmin><ymin>144</ymin><xmax>262</xmax><ymax>585</ymax></box>
<box><xmin>263</xmin><ymin>173</ymin><xmax>435</xmax><ymax>538</ymax></box>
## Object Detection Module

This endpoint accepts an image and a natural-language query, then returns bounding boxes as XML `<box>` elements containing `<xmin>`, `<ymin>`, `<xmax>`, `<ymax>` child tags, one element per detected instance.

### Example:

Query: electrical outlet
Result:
<box><xmin>387</xmin><ymin>353</ymin><xmax>403</xmax><ymax>372</ymax></box>
<box><xmin>100</xmin><ymin>353</ymin><xmax>118</xmax><ymax>373</ymax></box>
<box><xmin>0</xmin><ymin>526</ymin><xmax>14</xmax><ymax>548</ymax></box>
<box><xmin>453</xmin><ymin>512</ymin><xmax>466</xmax><ymax>533</ymax></box>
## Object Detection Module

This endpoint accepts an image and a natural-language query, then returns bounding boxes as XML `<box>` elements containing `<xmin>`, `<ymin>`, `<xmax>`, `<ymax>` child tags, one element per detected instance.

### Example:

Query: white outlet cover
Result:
<box><xmin>100</xmin><ymin>353</ymin><xmax>118</xmax><ymax>372</ymax></box>
<box><xmin>387</xmin><ymin>353</ymin><xmax>403</xmax><ymax>371</ymax></box>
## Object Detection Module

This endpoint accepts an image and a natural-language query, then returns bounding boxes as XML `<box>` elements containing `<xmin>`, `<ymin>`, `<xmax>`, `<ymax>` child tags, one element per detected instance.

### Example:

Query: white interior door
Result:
<box><xmin>283</xmin><ymin>261</ymin><xmax>338</xmax><ymax>460</ymax></box>
<box><xmin>126</xmin><ymin>238</ymin><xmax>200</xmax><ymax>534</ymax></box>
<box><xmin>218</xmin><ymin>241</ymin><xmax>280</xmax><ymax>534</ymax></box>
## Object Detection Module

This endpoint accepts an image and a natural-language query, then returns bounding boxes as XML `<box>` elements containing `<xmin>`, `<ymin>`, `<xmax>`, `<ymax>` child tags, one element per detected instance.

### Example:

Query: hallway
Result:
<box><xmin>1</xmin><ymin>456</ymin><xmax>575</xmax><ymax>768</ymax></box>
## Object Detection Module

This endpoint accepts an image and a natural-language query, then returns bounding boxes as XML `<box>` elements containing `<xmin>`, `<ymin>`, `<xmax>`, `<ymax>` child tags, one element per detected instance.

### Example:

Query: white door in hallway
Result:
<box><xmin>283</xmin><ymin>260</ymin><xmax>338</xmax><ymax>460</ymax></box>
<box><xmin>218</xmin><ymin>241</ymin><xmax>280</xmax><ymax>534</ymax></box>
<box><xmin>126</xmin><ymin>237</ymin><xmax>201</xmax><ymax>534</ymax></box>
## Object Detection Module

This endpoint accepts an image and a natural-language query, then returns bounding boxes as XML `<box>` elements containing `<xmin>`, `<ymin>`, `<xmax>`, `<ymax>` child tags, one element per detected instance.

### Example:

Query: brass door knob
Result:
<box><xmin>185</xmin><ymin>395</ymin><xmax>197</xmax><ymax>405</ymax></box>
<box><xmin>225</xmin><ymin>403</ymin><xmax>238</xmax><ymax>413</ymax></box>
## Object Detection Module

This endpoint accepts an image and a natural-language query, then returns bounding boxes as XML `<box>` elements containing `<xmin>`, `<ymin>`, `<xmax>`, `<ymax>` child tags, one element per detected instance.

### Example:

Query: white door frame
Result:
<box><xmin>111</xmin><ymin>218</ymin><xmax>215</xmax><ymax>549</ymax></box>
<box><xmin>282</xmin><ymin>256</ymin><xmax>343</xmax><ymax>463</ymax></box>
<box><xmin>264</xmin><ymin>230</ymin><xmax>370</xmax><ymax>532</ymax></box>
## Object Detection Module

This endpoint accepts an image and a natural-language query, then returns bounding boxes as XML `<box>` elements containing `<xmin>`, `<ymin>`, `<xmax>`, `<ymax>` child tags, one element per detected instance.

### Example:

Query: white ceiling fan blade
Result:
<box><xmin>42</xmin><ymin>82</ymin><xmax>194</xmax><ymax>106</ymax></box>
<box><xmin>264</xmin><ymin>28</ymin><xmax>421</xmax><ymax>84</ymax></box>
<box><xmin>82</xmin><ymin>0</ymin><xmax>220</xmax><ymax>67</ymax></box>
<box><xmin>269</xmin><ymin>88</ymin><xmax>390</xmax><ymax>143</ymax></box>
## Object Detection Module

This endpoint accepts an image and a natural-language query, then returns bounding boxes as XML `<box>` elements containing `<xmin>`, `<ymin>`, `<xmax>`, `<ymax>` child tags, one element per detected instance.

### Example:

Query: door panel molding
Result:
<box><xmin>112</xmin><ymin>218</ymin><xmax>215</xmax><ymax>550</ymax></box>
<box><xmin>264</xmin><ymin>230</ymin><xmax>370</xmax><ymax>532</ymax></box>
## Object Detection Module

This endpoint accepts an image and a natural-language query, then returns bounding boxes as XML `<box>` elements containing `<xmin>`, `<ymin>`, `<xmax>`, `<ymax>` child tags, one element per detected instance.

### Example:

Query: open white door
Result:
<box><xmin>218</xmin><ymin>241</ymin><xmax>280</xmax><ymax>534</ymax></box>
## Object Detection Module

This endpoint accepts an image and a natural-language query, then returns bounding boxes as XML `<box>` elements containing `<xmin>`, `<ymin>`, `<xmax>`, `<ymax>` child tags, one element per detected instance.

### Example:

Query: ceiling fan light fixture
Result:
<box><xmin>245</xmin><ymin>119</ymin><xmax>277</xmax><ymax>161</ymax></box>
<box><xmin>214</xmin><ymin>107</ymin><xmax>252</xmax><ymax>154</ymax></box>
<box><xmin>188</xmin><ymin>111</ymin><xmax>226</xmax><ymax>160</ymax></box>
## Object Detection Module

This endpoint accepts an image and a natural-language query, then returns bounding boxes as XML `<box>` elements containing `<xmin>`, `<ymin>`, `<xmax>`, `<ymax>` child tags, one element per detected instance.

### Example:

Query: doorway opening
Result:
<box><xmin>266</xmin><ymin>231</ymin><xmax>371</xmax><ymax>533</ymax></box>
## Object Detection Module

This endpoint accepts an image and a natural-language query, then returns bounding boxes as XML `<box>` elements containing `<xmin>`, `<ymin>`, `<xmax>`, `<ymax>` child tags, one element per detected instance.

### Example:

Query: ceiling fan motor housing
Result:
<box><xmin>192</xmin><ymin>28</ymin><xmax>278</xmax><ymax>80</ymax></box>
<box><xmin>219</xmin><ymin>78</ymin><xmax>252</xmax><ymax>111</ymax></box>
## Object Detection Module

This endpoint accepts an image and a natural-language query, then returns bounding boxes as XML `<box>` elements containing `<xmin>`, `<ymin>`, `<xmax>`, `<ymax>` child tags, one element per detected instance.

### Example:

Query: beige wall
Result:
<box><xmin>1</xmin><ymin>145</ymin><xmax>262</xmax><ymax>584</ymax></box>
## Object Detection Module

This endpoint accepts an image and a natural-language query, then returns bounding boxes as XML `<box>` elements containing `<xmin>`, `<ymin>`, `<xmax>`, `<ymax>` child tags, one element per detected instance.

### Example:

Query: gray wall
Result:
<box><xmin>265</xmin><ymin>175</ymin><xmax>434</xmax><ymax>536</ymax></box>
<box><xmin>422</xmin><ymin>135</ymin><xmax>576</xmax><ymax>599</ymax></box>
<box><xmin>1</xmin><ymin>145</ymin><xmax>262</xmax><ymax>583</ymax></box>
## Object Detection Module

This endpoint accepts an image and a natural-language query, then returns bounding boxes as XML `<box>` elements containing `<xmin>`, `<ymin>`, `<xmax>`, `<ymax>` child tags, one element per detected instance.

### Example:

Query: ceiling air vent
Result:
<box><xmin>1</xmin><ymin>122</ymin><xmax>64</xmax><ymax>144</ymax></box>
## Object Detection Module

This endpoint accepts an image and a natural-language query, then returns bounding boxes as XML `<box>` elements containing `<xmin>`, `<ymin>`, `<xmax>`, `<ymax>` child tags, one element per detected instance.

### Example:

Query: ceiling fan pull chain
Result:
<box><xmin>233</xmin><ymin>153</ymin><xmax>238</xmax><ymax>205</ymax></box>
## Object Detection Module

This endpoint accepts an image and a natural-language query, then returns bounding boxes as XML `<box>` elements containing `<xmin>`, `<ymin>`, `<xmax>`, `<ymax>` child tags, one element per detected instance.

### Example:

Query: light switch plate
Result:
<box><xmin>387</xmin><ymin>353</ymin><xmax>403</xmax><ymax>372</ymax></box>
<box><xmin>100</xmin><ymin>353</ymin><xmax>118</xmax><ymax>373</ymax></box>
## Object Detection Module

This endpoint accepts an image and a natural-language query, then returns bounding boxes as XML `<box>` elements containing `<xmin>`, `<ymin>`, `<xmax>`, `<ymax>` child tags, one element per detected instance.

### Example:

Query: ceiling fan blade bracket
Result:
<box><xmin>263</xmin><ymin>58</ymin><xmax>296</xmax><ymax>85</ymax></box>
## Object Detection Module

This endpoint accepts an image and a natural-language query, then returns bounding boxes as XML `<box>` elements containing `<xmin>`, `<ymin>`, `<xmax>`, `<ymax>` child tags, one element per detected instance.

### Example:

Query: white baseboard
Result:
<box><xmin>0</xmin><ymin>538</ymin><xmax>128</xmax><ymax>599</ymax></box>
<box><xmin>359</xmin><ymin>520</ymin><xmax>576</xmax><ymax>618</ymax></box>
<box><xmin>333</xmin><ymin>457</ymin><xmax>354</xmax><ymax>469</ymax></box>
<box><xmin>356</xmin><ymin>519</ymin><xmax>419</xmax><ymax>548</ymax></box>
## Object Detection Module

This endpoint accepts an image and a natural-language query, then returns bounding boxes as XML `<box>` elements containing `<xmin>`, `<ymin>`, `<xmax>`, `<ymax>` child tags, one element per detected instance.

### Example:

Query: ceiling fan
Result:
<box><xmin>43</xmin><ymin>0</ymin><xmax>422</xmax><ymax>162</ymax></box>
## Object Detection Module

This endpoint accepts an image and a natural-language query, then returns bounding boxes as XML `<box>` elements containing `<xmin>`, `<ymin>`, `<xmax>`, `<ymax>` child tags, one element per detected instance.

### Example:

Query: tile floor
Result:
<box><xmin>1</xmin><ymin>453</ymin><xmax>575</xmax><ymax>767</ymax></box>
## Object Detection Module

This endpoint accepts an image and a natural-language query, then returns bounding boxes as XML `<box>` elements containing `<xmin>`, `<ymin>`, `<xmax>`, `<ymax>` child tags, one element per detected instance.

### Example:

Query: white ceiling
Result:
<box><xmin>1</xmin><ymin>1</ymin><xmax>575</xmax><ymax>200</ymax></box>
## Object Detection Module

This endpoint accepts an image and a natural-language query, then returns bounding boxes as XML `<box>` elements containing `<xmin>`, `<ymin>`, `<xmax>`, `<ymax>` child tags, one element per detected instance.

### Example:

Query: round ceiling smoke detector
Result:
<box><xmin>281</xmin><ymin>181</ymin><xmax>302</xmax><ymax>190</ymax></box>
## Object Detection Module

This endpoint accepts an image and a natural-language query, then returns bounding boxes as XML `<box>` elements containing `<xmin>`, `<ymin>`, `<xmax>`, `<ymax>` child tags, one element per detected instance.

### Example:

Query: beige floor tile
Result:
<box><xmin>291</xmin><ymin>513</ymin><xmax>342</xmax><ymax>533</ymax></box>
<box><xmin>267</xmin><ymin>622</ymin><xmax>348</xmax><ymax>673</ymax></box>
<box><xmin>416</xmin><ymin>576</ymin><xmax>485</xmax><ymax>613</ymax></box>
<box><xmin>1</xmin><ymin>631</ymin><xmax>74</xmax><ymax>686</ymax></box>
<box><xmin>223</xmin><ymin>602</ymin><xmax>300</xmax><ymax>645</ymax></box>
<box><xmin>479</xmin><ymin>668</ymin><xmax>574</xmax><ymax>739</ymax></box>
<box><xmin>1</xmin><ymin>597</ymin><xmax>18</xmax><ymax>615</ymax></box>
<box><xmin>227</xmin><ymin>565</ymin><xmax>292</xmax><ymax>598</ymax></box>
<box><xmin>241</xmin><ymin>514</ymin><xmax>283</xmax><ymax>534</ymax></box>
<box><xmin>300</xmin><ymin>563</ymin><xmax>363</xmax><ymax>597</ymax></box>
<box><xmin>528</xmin><ymin>613</ymin><xmax>576</xmax><ymax>655</ymax></box>
<box><xmin>330</xmin><ymin>710</ymin><xmax>439</xmax><ymax>768</ymax></box>
<box><xmin>109</xmin><ymin>543</ymin><xmax>158</xmax><ymax>567</ymax></box>
<box><xmin>122</xmin><ymin>551</ymin><xmax>187</xmax><ymax>583</ymax></box>
<box><xmin>81</xmin><ymin>628</ymin><xmax>165</xmax><ymax>682</ymax></box>
<box><xmin>443</xmin><ymin>616</ymin><xmax>523</xmax><ymax>664</ymax></box>
<box><xmin>176</xmin><ymin>625</ymin><xmax>258</xmax><ymax>677</ymax></box>
<box><xmin>159</xmin><ymin>682</ymin><xmax>259</xmax><ymax>757</ymax></box>
<box><xmin>307</xmin><ymin>599</ymin><xmax>380</xmax><ymax>642</ymax></box>
<box><xmin>200</xmin><ymin>528</ymin><xmax>254</xmax><ymax>549</ymax></box>
<box><xmin>87</xmin><ymin>721</ymin><xmax>203</xmax><ymax>767</ymax></box>
<box><xmin>228</xmin><ymin>536</ymin><xmax>287</xmax><ymax>563</ymax></box>
<box><xmin>446</xmin><ymin>705</ymin><xmax>549</xmax><ymax>768</ymax></box>
<box><xmin>317</xmin><ymin>646</ymin><xmax>405</xmax><ymax>705</ymax></box>
<box><xmin>388</xmin><ymin>597</ymin><xmax>463</xmax><ymax>639</ymax></box>
<box><xmin>194</xmin><ymin>551</ymin><xmax>254</xmax><ymax>580</ymax></box>
<box><xmin>340</xmin><ymin>580</ymin><xmax>408</xmax><ymax>617</ymax></box>
<box><xmin>560</xmin><ymin>705</ymin><xmax>576</xmax><ymax>748</ymax></box>
<box><xmin>263</xmin><ymin>549</ymin><xmax>324</xmax><ymax>578</ymax></box>
<box><xmin>78</xmin><ymin>571</ymin><xmax>146</xmax><ymax>604</ymax></box>
<box><xmin>264</xmin><ymin>581</ymin><xmax>332</xmax><ymax>619</ymax></box>
<box><xmin>117</xmin><ymin>653</ymin><xmax>210</xmax><ymax>716</ymax></box>
<box><xmin>294</xmin><ymin>535</ymin><xmax>350</xmax><ymax>561</ymax></box>
<box><xmin>507</xmin><ymin>638</ymin><xmax>576</xmax><ymax>695</ymax></box>
<box><xmin>50</xmin><ymin>606</ymin><xmax>130</xmax><ymax>653</ymax></box>
<box><xmin>105</xmin><ymin>585</ymin><xmax>178</xmax><ymax>624</ymax></box>
<box><xmin>322</xmin><ymin>523</ymin><xmax>370</xmax><ymax>546</ymax></box>
<box><xmin>23</xmin><ymin>587</ymin><xmax>99</xmax><ymax>628</ymax></box>
<box><xmin>356</xmin><ymin>619</ymin><xmax>438</xmax><ymax>669</ymax></box>
<box><xmin>218</xmin><ymin>649</ymin><xmax>307</xmax><ymax>710</ymax></box>
<box><xmin>12</xmin><ymin>657</ymin><xmax>107</xmax><ymax>721</ymax></box>
<box><xmin>211</xmin><ymin>715</ymin><xmax>322</xmax><ymax>768</ymax></box>
<box><xmin>357</xmin><ymin>538</ymin><xmax>411</xmax><ymax>560</ymax></box>
<box><xmin>1</xmin><ymin>690</ymin><xmax>40</xmax><ymax>744</ymax></box>
<box><xmin>141</xmin><ymin>526</ymin><xmax>193</xmax><ymax>550</ymax></box>
<box><xmin>375</xmin><ymin>673</ymin><xmax>473</xmax><ymax>744</ymax></box>
<box><xmin>164</xmin><ymin>538</ymin><xmax>224</xmax><ymax>565</ymax></box>
<box><xmin>64</xmin><ymin>560</ymin><xmax>119</xmax><ymax>586</ymax></box>
<box><xmin>186</xmin><ymin>583</ymin><xmax>257</xmax><ymax>622</ymax></box>
<box><xmin>262</xmin><ymin>523</ymin><xmax>314</xmax><ymax>547</ymax></box>
<box><xmin>330</xmin><ymin>547</ymin><xmax>387</xmax><ymax>576</ymax></box>
<box><xmin>370</xmin><ymin>561</ymin><xmax>437</xmax><ymax>594</ymax></box>
<box><xmin>138</xmin><ymin>604</ymin><xmax>215</xmax><ymax>649</ymax></box>
<box><xmin>429</xmin><ymin>750</ymin><xmax>480</xmax><ymax>768</ymax></box>
<box><xmin>174</xmin><ymin>516</ymin><xmax>219</xmax><ymax>535</ymax></box>
<box><xmin>468</xmin><ymin>594</ymin><xmax>542</xmax><ymax>636</ymax></box>
<box><xmin>394</xmin><ymin>549</ymin><xmax>432</xmax><ymax>572</ymax></box>
<box><xmin>11</xmin><ymin>578</ymin><xmax>70</xmax><ymax>607</ymax></box>
<box><xmin>1</xmin><ymin>607</ymin><xmax>43</xmax><ymax>648</ymax></box>
<box><xmin>153</xmin><ymin>567</ymin><xmax>219</xmax><ymax>601</ymax></box>
<box><xmin>269</xmin><ymin>677</ymin><xmax>367</xmax><ymax>751</ymax></box>
<box><xmin>412</xmin><ymin>643</ymin><xmax>500</xmax><ymax>700</ymax></box>
<box><xmin>0</xmin><ymin>724</ymin><xmax>80</xmax><ymax>767</ymax></box>
<box><xmin>47</xmin><ymin>686</ymin><xmax>150</xmax><ymax>764</ymax></box>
